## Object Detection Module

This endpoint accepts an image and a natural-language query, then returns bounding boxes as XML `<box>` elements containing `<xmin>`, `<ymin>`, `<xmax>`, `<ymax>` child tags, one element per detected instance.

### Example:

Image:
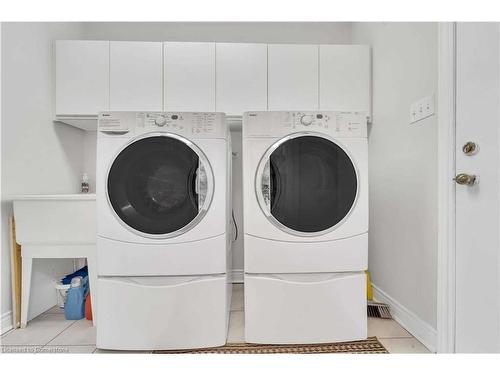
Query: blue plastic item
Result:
<box><xmin>61</xmin><ymin>266</ymin><xmax>88</xmax><ymax>285</ymax></box>
<box><xmin>64</xmin><ymin>276</ymin><xmax>89</xmax><ymax>320</ymax></box>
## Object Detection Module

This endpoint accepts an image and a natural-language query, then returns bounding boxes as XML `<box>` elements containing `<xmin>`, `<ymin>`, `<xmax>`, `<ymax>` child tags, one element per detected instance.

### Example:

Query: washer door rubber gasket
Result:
<box><xmin>107</xmin><ymin>136</ymin><xmax>200</xmax><ymax>235</ymax></box>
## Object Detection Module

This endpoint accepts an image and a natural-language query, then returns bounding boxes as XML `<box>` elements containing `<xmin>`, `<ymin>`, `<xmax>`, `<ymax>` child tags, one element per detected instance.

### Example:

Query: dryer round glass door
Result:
<box><xmin>256</xmin><ymin>133</ymin><xmax>358</xmax><ymax>236</ymax></box>
<box><xmin>107</xmin><ymin>133</ymin><xmax>214</xmax><ymax>238</ymax></box>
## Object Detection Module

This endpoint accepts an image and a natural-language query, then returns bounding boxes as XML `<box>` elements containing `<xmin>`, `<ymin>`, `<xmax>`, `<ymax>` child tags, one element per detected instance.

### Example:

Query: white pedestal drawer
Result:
<box><xmin>245</xmin><ymin>272</ymin><xmax>367</xmax><ymax>344</ymax></box>
<box><xmin>97</xmin><ymin>275</ymin><xmax>229</xmax><ymax>350</ymax></box>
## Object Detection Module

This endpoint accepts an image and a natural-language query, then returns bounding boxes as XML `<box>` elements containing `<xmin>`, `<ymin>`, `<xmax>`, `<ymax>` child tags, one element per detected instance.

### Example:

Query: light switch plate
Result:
<box><xmin>410</xmin><ymin>94</ymin><xmax>435</xmax><ymax>124</ymax></box>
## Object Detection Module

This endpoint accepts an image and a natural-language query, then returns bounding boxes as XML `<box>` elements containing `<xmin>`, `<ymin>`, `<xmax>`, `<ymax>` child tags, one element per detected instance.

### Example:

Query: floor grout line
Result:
<box><xmin>1</xmin><ymin>313</ymin><xmax>73</xmax><ymax>341</ymax></box>
<box><xmin>1</xmin><ymin>330</ymin><xmax>13</xmax><ymax>339</ymax></box>
<box><xmin>43</xmin><ymin>320</ymin><xmax>78</xmax><ymax>348</ymax></box>
<box><xmin>44</xmin><ymin>344</ymin><xmax>96</xmax><ymax>347</ymax></box>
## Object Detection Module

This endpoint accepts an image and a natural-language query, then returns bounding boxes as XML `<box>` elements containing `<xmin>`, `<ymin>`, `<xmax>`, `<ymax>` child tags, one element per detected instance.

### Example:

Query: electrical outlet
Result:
<box><xmin>410</xmin><ymin>94</ymin><xmax>435</xmax><ymax>124</ymax></box>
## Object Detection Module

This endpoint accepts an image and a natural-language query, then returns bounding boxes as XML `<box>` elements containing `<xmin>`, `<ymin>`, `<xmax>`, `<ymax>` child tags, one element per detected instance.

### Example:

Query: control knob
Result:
<box><xmin>155</xmin><ymin>116</ymin><xmax>166</xmax><ymax>127</ymax></box>
<box><xmin>300</xmin><ymin>114</ymin><xmax>314</xmax><ymax>126</ymax></box>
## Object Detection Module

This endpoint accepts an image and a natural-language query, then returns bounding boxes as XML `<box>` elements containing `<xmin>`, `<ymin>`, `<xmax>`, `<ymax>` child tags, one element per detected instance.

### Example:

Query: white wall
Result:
<box><xmin>351</xmin><ymin>23</ymin><xmax>438</xmax><ymax>337</ymax></box>
<box><xmin>1</xmin><ymin>22</ymin><xmax>86</xmax><ymax>331</ymax></box>
<box><xmin>80</xmin><ymin>22</ymin><xmax>353</xmax><ymax>278</ymax></box>
<box><xmin>83</xmin><ymin>131</ymin><xmax>97</xmax><ymax>193</ymax></box>
<box><xmin>230</xmin><ymin>128</ymin><xmax>243</xmax><ymax>279</ymax></box>
<box><xmin>82</xmin><ymin>22</ymin><xmax>352</xmax><ymax>44</ymax></box>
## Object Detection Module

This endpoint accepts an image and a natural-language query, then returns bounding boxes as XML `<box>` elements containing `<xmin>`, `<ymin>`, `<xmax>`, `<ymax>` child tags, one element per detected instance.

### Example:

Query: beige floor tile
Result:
<box><xmin>48</xmin><ymin>319</ymin><xmax>96</xmax><ymax>346</ymax></box>
<box><xmin>368</xmin><ymin>318</ymin><xmax>412</xmax><ymax>339</ymax></box>
<box><xmin>379</xmin><ymin>338</ymin><xmax>431</xmax><ymax>353</ymax></box>
<box><xmin>94</xmin><ymin>348</ymin><xmax>152</xmax><ymax>354</ymax></box>
<box><xmin>0</xmin><ymin>314</ymin><xmax>74</xmax><ymax>346</ymax></box>
<box><xmin>42</xmin><ymin>305</ymin><xmax>65</xmax><ymax>315</ymax></box>
<box><xmin>1</xmin><ymin>345</ymin><xmax>43</xmax><ymax>354</ymax></box>
<box><xmin>39</xmin><ymin>345</ymin><xmax>96</xmax><ymax>354</ymax></box>
<box><xmin>227</xmin><ymin>310</ymin><xmax>245</xmax><ymax>343</ymax></box>
<box><xmin>231</xmin><ymin>284</ymin><xmax>244</xmax><ymax>311</ymax></box>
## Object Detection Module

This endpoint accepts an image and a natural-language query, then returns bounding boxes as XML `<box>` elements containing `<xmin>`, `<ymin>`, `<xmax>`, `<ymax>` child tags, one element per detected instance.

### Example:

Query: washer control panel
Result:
<box><xmin>98</xmin><ymin>112</ymin><xmax>227</xmax><ymax>139</ymax></box>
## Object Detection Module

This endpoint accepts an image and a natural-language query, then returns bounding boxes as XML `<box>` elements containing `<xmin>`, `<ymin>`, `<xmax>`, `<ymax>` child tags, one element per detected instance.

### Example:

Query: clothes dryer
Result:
<box><xmin>242</xmin><ymin>111</ymin><xmax>368</xmax><ymax>344</ymax></box>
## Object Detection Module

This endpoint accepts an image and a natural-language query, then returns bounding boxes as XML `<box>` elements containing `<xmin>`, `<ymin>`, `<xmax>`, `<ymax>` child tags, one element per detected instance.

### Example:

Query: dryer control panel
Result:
<box><xmin>98</xmin><ymin>112</ymin><xmax>228</xmax><ymax>139</ymax></box>
<box><xmin>243</xmin><ymin>111</ymin><xmax>367</xmax><ymax>138</ymax></box>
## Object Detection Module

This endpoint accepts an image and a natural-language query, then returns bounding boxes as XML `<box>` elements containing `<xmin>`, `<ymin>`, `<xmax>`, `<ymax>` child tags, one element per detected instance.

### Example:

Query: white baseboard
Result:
<box><xmin>231</xmin><ymin>269</ymin><xmax>244</xmax><ymax>283</ymax></box>
<box><xmin>372</xmin><ymin>284</ymin><xmax>437</xmax><ymax>352</ymax></box>
<box><xmin>1</xmin><ymin>311</ymin><xmax>13</xmax><ymax>335</ymax></box>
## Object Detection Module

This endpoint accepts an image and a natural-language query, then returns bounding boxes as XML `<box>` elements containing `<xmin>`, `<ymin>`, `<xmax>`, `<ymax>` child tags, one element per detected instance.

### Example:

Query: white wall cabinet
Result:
<box><xmin>268</xmin><ymin>44</ymin><xmax>319</xmax><ymax>111</ymax></box>
<box><xmin>110</xmin><ymin>42</ymin><xmax>163</xmax><ymax>111</ymax></box>
<box><xmin>55</xmin><ymin>40</ymin><xmax>110</xmax><ymax>115</ymax></box>
<box><xmin>319</xmin><ymin>45</ymin><xmax>371</xmax><ymax>116</ymax></box>
<box><xmin>164</xmin><ymin>42</ymin><xmax>216</xmax><ymax>112</ymax></box>
<box><xmin>55</xmin><ymin>40</ymin><xmax>371</xmax><ymax>128</ymax></box>
<box><xmin>216</xmin><ymin>43</ymin><xmax>267</xmax><ymax>115</ymax></box>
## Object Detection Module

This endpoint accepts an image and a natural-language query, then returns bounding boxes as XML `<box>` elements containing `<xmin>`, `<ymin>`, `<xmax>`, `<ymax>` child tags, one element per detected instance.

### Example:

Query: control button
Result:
<box><xmin>171</xmin><ymin>114</ymin><xmax>178</xmax><ymax>120</ymax></box>
<box><xmin>316</xmin><ymin>114</ymin><xmax>323</xmax><ymax>119</ymax></box>
<box><xmin>155</xmin><ymin>116</ymin><xmax>166</xmax><ymax>127</ymax></box>
<box><xmin>300</xmin><ymin>114</ymin><xmax>314</xmax><ymax>126</ymax></box>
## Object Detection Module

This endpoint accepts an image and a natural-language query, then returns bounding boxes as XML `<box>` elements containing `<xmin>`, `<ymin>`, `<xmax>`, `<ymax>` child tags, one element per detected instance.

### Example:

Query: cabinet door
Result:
<box><xmin>164</xmin><ymin>42</ymin><xmax>215</xmax><ymax>112</ymax></box>
<box><xmin>268</xmin><ymin>44</ymin><xmax>319</xmax><ymax>110</ymax></box>
<box><xmin>55</xmin><ymin>40</ymin><xmax>109</xmax><ymax>115</ymax></box>
<box><xmin>319</xmin><ymin>45</ymin><xmax>371</xmax><ymax>115</ymax></box>
<box><xmin>216</xmin><ymin>43</ymin><xmax>267</xmax><ymax>115</ymax></box>
<box><xmin>110</xmin><ymin>42</ymin><xmax>163</xmax><ymax>111</ymax></box>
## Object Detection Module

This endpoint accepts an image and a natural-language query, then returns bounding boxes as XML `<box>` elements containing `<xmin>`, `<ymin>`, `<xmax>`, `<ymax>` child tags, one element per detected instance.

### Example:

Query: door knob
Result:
<box><xmin>454</xmin><ymin>173</ymin><xmax>477</xmax><ymax>185</ymax></box>
<box><xmin>462</xmin><ymin>141</ymin><xmax>478</xmax><ymax>155</ymax></box>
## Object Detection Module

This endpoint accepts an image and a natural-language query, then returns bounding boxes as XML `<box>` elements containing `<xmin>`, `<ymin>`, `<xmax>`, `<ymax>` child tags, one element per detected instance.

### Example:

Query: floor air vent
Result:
<box><xmin>367</xmin><ymin>301</ymin><xmax>392</xmax><ymax>319</ymax></box>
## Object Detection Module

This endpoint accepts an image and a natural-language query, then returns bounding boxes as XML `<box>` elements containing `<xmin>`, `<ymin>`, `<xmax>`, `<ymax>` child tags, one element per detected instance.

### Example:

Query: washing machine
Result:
<box><xmin>242</xmin><ymin>111</ymin><xmax>368</xmax><ymax>344</ymax></box>
<box><xmin>96</xmin><ymin>111</ymin><xmax>232</xmax><ymax>350</ymax></box>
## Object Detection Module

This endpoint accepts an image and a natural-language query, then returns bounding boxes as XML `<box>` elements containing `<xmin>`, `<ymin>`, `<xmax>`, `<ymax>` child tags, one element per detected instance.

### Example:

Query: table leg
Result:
<box><xmin>20</xmin><ymin>257</ymin><xmax>33</xmax><ymax>328</ymax></box>
<box><xmin>86</xmin><ymin>256</ymin><xmax>98</xmax><ymax>327</ymax></box>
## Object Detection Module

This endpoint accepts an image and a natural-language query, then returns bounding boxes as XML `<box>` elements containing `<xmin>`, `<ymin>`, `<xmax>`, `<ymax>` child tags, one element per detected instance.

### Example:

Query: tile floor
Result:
<box><xmin>0</xmin><ymin>284</ymin><xmax>430</xmax><ymax>354</ymax></box>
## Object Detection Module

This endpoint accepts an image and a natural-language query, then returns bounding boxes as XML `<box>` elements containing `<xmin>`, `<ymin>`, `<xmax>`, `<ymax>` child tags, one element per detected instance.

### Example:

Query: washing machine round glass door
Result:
<box><xmin>256</xmin><ymin>133</ymin><xmax>358</xmax><ymax>236</ymax></box>
<box><xmin>107</xmin><ymin>133</ymin><xmax>213</xmax><ymax>238</ymax></box>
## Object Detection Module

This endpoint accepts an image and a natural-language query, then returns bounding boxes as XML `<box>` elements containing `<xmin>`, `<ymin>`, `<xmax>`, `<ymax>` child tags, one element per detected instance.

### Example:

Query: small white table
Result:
<box><xmin>12</xmin><ymin>194</ymin><xmax>97</xmax><ymax>328</ymax></box>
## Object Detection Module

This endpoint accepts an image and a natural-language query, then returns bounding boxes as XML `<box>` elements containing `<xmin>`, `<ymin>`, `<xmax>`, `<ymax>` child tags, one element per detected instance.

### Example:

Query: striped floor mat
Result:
<box><xmin>154</xmin><ymin>337</ymin><xmax>388</xmax><ymax>354</ymax></box>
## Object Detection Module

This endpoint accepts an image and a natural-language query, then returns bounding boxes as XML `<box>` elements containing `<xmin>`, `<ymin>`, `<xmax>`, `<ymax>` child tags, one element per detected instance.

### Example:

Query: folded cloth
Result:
<box><xmin>61</xmin><ymin>266</ymin><xmax>88</xmax><ymax>285</ymax></box>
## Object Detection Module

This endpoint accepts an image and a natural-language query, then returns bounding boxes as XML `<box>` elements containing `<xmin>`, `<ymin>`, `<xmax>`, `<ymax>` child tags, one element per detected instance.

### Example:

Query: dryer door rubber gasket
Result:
<box><xmin>257</xmin><ymin>133</ymin><xmax>358</xmax><ymax>235</ymax></box>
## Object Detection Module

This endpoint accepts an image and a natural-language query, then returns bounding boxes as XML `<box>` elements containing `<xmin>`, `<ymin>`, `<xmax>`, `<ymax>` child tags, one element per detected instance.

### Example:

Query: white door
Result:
<box><xmin>216</xmin><ymin>43</ymin><xmax>267</xmax><ymax>115</ymax></box>
<box><xmin>319</xmin><ymin>45</ymin><xmax>371</xmax><ymax>116</ymax></box>
<box><xmin>164</xmin><ymin>42</ymin><xmax>215</xmax><ymax>112</ymax></box>
<box><xmin>268</xmin><ymin>44</ymin><xmax>319</xmax><ymax>110</ymax></box>
<box><xmin>109</xmin><ymin>41</ymin><xmax>163</xmax><ymax>111</ymax></box>
<box><xmin>55</xmin><ymin>40</ymin><xmax>109</xmax><ymax>115</ymax></box>
<box><xmin>454</xmin><ymin>22</ymin><xmax>500</xmax><ymax>352</ymax></box>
